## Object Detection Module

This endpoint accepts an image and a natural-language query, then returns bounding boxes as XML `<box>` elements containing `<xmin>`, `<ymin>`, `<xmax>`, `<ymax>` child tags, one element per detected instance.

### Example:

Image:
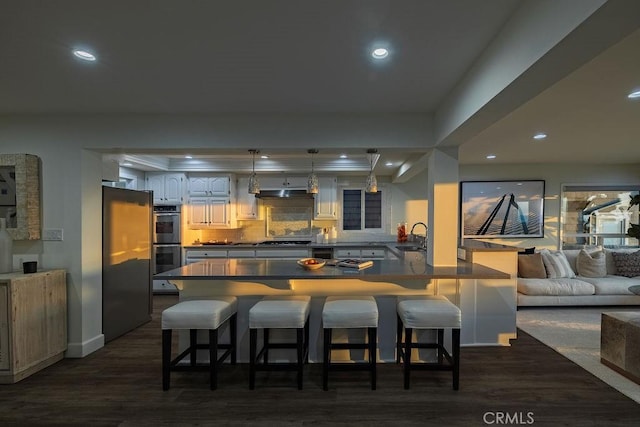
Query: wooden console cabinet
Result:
<box><xmin>0</xmin><ymin>269</ymin><xmax>67</xmax><ymax>383</ymax></box>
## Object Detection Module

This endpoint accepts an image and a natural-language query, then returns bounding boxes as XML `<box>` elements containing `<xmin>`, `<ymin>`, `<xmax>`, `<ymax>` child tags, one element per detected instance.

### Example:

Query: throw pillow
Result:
<box><xmin>576</xmin><ymin>249</ymin><xmax>606</xmax><ymax>278</ymax></box>
<box><xmin>539</xmin><ymin>249</ymin><xmax>575</xmax><ymax>278</ymax></box>
<box><xmin>517</xmin><ymin>253</ymin><xmax>546</xmax><ymax>278</ymax></box>
<box><xmin>611</xmin><ymin>250</ymin><xmax>640</xmax><ymax>278</ymax></box>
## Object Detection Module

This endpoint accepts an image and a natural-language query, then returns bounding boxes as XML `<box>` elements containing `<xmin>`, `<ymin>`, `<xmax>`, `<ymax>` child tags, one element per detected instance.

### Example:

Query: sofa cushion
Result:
<box><xmin>579</xmin><ymin>276</ymin><xmax>640</xmax><ymax>295</ymax></box>
<box><xmin>604</xmin><ymin>248</ymin><xmax>639</xmax><ymax>275</ymax></box>
<box><xmin>576</xmin><ymin>249</ymin><xmax>606</xmax><ymax>278</ymax></box>
<box><xmin>562</xmin><ymin>249</ymin><xmax>581</xmax><ymax>275</ymax></box>
<box><xmin>611</xmin><ymin>250</ymin><xmax>640</xmax><ymax>278</ymax></box>
<box><xmin>518</xmin><ymin>253</ymin><xmax>546</xmax><ymax>278</ymax></box>
<box><xmin>539</xmin><ymin>249</ymin><xmax>575</xmax><ymax>278</ymax></box>
<box><xmin>517</xmin><ymin>278</ymin><xmax>595</xmax><ymax>296</ymax></box>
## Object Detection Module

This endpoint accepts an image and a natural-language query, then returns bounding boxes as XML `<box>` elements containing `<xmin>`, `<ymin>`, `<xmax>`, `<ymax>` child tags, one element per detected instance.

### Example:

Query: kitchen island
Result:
<box><xmin>156</xmin><ymin>251</ymin><xmax>513</xmax><ymax>362</ymax></box>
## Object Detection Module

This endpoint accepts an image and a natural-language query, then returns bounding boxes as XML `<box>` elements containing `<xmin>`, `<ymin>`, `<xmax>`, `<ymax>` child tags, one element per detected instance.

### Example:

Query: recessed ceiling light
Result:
<box><xmin>184</xmin><ymin>155</ymin><xmax>193</xmax><ymax>159</ymax></box>
<box><xmin>260</xmin><ymin>155</ymin><xmax>269</xmax><ymax>159</ymax></box>
<box><xmin>486</xmin><ymin>154</ymin><xmax>496</xmax><ymax>159</ymax></box>
<box><xmin>533</xmin><ymin>133</ymin><xmax>547</xmax><ymax>140</ymax></box>
<box><xmin>339</xmin><ymin>154</ymin><xmax>348</xmax><ymax>159</ymax></box>
<box><xmin>628</xmin><ymin>90</ymin><xmax>640</xmax><ymax>99</ymax></box>
<box><xmin>371</xmin><ymin>48</ymin><xmax>389</xmax><ymax>59</ymax></box>
<box><xmin>385</xmin><ymin>162</ymin><xmax>393</xmax><ymax>167</ymax></box>
<box><xmin>73</xmin><ymin>49</ymin><xmax>96</xmax><ymax>61</ymax></box>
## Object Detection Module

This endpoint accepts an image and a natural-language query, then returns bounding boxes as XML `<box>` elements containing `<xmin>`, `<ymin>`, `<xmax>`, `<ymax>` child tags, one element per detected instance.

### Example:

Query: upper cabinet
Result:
<box><xmin>186</xmin><ymin>174</ymin><xmax>237</xmax><ymax>228</ymax></box>
<box><xmin>187</xmin><ymin>175</ymin><xmax>230</xmax><ymax>197</ymax></box>
<box><xmin>236</xmin><ymin>176</ymin><xmax>260</xmax><ymax>220</ymax></box>
<box><xmin>314</xmin><ymin>177</ymin><xmax>338</xmax><ymax>220</ymax></box>
<box><xmin>146</xmin><ymin>173</ymin><xmax>185</xmax><ymax>205</ymax></box>
<box><xmin>260</xmin><ymin>175</ymin><xmax>307</xmax><ymax>190</ymax></box>
<box><xmin>0</xmin><ymin>154</ymin><xmax>41</xmax><ymax>240</ymax></box>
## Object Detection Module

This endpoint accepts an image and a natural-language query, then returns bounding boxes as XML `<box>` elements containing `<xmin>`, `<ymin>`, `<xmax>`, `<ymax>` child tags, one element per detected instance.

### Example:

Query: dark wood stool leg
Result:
<box><xmin>230</xmin><ymin>313</ymin><xmax>237</xmax><ymax>365</ymax></box>
<box><xmin>162</xmin><ymin>329</ymin><xmax>172</xmax><ymax>391</ymax></box>
<box><xmin>297</xmin><ymin>327</ymin><xmax>304</xmax><ymax>390</ymax></box>
<box><xmin>453</xmin><ymin>328</ymin><xmax>460</xmax><ymax>390</ymax></box>
<box><xmin>209</xmin><ymin>329</ymin><xmax>218</xmax><ymax>390</ymax></box>
<box><xmin>437</xmin><ymin>328</ymin><xmax>444</xmax><ymax>364</ymax></box>
<box><xmin>304</xmin><ymin>319</ymin><xmax>310</xmax><ymax>364</ymax></box>
<box><xmin>396</xmin><ymin>314</ymin><xmax>403</xmax><ymax>364</ymax></box>
<box><xmin>190</xmin><ymin>329</ymin><xmax>197</xmax><ymax>366</ymax></box>
<box><xmin>263</xmin><ymin>328</ymin><xmax>270</xmax><ymax>364</ymax></box>
<box><xmin>404</xmin><ymin>327</ymin><xmax>413</xmax><ymax>390</ymax></box>
<box><xmin>369</xmin><ymin>327</ymin><xmax>377</xmax><ymax>390</ymax></box>
<box><xmin>249</xmin><ymin>328</ymin><xmax>257</xmax><ymax>390</ymax></box>
<box><xmin>323</xmin><ymin>328</ymin><xmax>331</xmax><ymax>391</ymax></box>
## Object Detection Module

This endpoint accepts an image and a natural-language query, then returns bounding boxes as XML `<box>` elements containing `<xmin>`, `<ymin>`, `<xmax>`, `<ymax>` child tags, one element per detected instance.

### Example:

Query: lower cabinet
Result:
<box><xmin>335</xmin><ymin>248</ymin><xmax>387</xmax><ymax>259</ymax></box>
<box><xmin>0</xmin><ymin>269</ymin><xmax>67</xmax><ymax>384</ymax></box>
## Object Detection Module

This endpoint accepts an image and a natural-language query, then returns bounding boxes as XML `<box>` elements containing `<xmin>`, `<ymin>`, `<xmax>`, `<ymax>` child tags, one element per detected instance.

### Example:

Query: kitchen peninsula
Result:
<box><xmin>156</xmin><ymin>249</ymin><xmax>514</xmax><ymax>362</ymax></box>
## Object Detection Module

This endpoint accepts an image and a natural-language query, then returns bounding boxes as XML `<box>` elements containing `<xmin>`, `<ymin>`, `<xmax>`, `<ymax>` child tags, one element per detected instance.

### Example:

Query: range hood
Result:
<box><xmin>255</xmin><ymin>189</ymin><xmax>314</xmax><ymax>199</ymax></box>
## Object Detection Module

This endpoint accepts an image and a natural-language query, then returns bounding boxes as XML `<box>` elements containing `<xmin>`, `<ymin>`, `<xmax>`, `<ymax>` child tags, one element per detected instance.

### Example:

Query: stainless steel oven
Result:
<box><xmin>153</xmin><ymin>244</ymin><xmax>182</xmax><ymax>274</ymax></box>
<box><xmin>153</xmin><ymin>205</ymin><xmax>181</xmax><ymax>294</ymax></box>
<box><xmin>152</xmin><ymin>244</ymin><xmax>181</xmax><ymax>294</ymax></box>
<box><xmin>153</xmin><ymin>205</ymin><xmax>181</xmax><ymax>244</ymax></box>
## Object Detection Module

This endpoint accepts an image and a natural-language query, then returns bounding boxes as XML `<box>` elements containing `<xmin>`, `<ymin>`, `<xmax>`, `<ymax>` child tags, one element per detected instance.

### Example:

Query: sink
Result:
<box><xmin>395</xmin><ymin>245</ymin><xmax>424</xmax><ymax>252</ymax></box>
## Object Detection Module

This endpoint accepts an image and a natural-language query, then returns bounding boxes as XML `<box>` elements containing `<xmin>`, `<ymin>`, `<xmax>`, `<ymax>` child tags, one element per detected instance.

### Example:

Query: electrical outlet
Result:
<box><xmin>42</xmin><ymin>228</ymin><xmax>64</xmax><ymax>241</ymax></box>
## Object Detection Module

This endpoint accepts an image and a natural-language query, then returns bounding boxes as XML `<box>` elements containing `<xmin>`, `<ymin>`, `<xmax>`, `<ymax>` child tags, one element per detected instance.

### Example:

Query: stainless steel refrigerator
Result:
<box><xmin>102</xmin><ymin>186</ymin><xmax>153</xmax><ymax>342</ymax></box>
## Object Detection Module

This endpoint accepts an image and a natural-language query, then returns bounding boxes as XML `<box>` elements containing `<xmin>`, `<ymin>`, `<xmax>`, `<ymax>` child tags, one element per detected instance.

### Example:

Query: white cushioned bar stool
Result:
<box><xmin>162</xmin><ymin>297</ymin><xmax>238</xmax><ymax>391</ymax></box>
<box><xmin>249</xmin><ymin>295</ymin><xmax>311</xmax><ymax>390</ymax></box>
<box><xmin>396</xmin><ymin>295</ymin><xmax>461</xmax><ymax>390</ymax></box>
<box><xmin>322</xmin><ymin>296</ymin><xmax>379</xmax><ymax>391</ymax></box>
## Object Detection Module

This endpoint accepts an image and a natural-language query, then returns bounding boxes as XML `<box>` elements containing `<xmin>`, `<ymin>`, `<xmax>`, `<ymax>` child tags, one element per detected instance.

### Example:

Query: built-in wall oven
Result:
<box><xmin>152</xmin><ymin>205</ymin><xmax>181</xmax><ymax>294</ymax></box>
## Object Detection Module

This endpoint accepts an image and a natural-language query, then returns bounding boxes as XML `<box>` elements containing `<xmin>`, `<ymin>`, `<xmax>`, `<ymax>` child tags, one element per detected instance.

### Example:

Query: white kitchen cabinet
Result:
<box><xmin>185</xmin><ymin>248</ymin><xmax>228</xmax><ymax>263</ymax></box>
<box><xmin>227</xmin><ymin>249</ymin><xmax>256</xmax><ymax>258</ymax></box>
<box><xmin>236</xmin><ymin>176</ymin><xmax>260</xmax><ymax>220</ymax></box>
<box><xmin>255</xmin><ymin>248</ymin><xmax>310</xmax><ymax>259</ymax></box>
<box><xmin>188</xmin><ymin>197</ymin><xmax>236</xmax><ymax>228</ymax></box>
<box><xmin>188</xmin><ymin>175</ymin><xmax>231</xmax><ymax>197</ymax></box>
<box><xmin>260</xmin><ymin>175</ymin><xmax>307</xmax><ymax>189</ymax></box>
<box><xmin>335</xmin><ymin>247</ymin><xmax>387</xmax><ymax>259</ymax></box>
<box><xmin>314</xmin><ymin>176</ymin><xmax>338</xmax><ymax>219</ymax></box>
<box><xmin>146</xmin><ymin>173</ymin><xmax>185</xmax><ymax>204</ymax></box>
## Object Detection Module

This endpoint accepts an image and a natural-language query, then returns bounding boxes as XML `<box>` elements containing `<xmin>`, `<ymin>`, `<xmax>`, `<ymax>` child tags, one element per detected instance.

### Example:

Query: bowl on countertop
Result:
<box><xmin>297</xmin><ymin>258</ymin><xmax>326</xmax><ymax>270</ymax></box>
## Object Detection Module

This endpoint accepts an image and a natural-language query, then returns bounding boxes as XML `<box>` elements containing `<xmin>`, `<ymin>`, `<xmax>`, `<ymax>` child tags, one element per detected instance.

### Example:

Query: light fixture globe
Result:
<box><xmin>248</xmin><ymin>149</ymin><xmax>260</xmax><ymax>194</ymax></box>
<box><xmin>365</xmin><ymin>149</ymin><xmax>378</xmax><ymax>193</ymax></box>
<box><xmin>307</xmin><ymin>149</ymin><xmax>319</xmax><ymax>194</ymax></box>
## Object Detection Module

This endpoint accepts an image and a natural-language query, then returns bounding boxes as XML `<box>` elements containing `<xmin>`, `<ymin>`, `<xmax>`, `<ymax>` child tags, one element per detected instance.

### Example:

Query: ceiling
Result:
<box><xmin>2</xmin><ymin>1</ymin><xmax>640</xmax><ymax>174</ymax></box>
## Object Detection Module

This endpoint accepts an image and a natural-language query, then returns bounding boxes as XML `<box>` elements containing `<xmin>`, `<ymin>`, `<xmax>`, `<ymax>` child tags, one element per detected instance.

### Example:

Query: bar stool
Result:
<box><xmin>322</xmin><ymin>296</ymin><xmax>378</xmax><ymax>390</ymax></box>
<box><xmin>161</xmin><ymin>297</ymin><xmax>238</xmax><ymax>390</ymax></box>
<box><xmin>249</xmin><ymin>295</ymin><xmax>311</xmax><ymax>390</ymax></box>
<box><xmin>396</xmin><ymin>295</ymin><xmax>461</xmax><ymax>390</ymax></box>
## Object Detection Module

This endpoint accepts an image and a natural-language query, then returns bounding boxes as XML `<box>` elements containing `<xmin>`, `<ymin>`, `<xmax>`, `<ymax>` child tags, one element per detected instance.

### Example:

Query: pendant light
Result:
<box><xmin>365</xmin><ymin>148</ymin><xmax>378</xmax><ymax>193</ymax></box>
<box><xmin>248</xmin><ymin>149</ymin><xmax>260</xmax><ymax>194</ymax></box>
<box><xmin>307</xmin><ymin>149</ymin><xmax>319</xmax><ymax>194</ymax></box>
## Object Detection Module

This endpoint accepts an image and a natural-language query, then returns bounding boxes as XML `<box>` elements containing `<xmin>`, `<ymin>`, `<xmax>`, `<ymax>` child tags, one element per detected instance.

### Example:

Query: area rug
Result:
<box><xmin>517</xmin><ymin>306</ymin><xmax>640</xmax><ymax>404</ymax></box>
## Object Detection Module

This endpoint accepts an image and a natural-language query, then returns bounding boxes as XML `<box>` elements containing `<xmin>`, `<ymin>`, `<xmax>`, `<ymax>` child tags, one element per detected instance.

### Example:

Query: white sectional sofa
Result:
<box><xmin>517</xmin><ymin>248</ymin><xmax>640</xmax><ymax>307</ymax></box>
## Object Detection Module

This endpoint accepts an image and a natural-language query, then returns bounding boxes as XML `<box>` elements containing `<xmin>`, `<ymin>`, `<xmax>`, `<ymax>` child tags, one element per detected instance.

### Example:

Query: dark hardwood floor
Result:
<box><xmin>1</xmin><ymin>294</ymin><xmax>638</xmax><ymax>426</ymax></box>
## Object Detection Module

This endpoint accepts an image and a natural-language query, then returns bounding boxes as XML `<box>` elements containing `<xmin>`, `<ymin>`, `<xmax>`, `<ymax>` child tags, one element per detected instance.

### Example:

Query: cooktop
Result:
<box><xmin>256</xmin><ymin>240</ymin><xmax>312</xmax><ymax>245</ymax></box>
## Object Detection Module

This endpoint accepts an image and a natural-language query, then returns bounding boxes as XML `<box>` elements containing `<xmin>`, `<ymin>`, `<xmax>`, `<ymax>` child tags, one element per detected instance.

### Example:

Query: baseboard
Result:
<box><xmin>65</xmin><ymin>334</ymin><xmax>105</xmax><ymax>358</ymax></box>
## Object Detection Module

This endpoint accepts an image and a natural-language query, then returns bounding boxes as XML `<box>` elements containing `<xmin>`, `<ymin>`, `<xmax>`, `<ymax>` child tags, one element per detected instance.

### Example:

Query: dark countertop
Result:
<box><xmin>183</xmin><ymin>241</ymin><xmax>396</xmax><ymax>249</ymax></box>
<box><xmin>154</xmin><ymin>252</ymin><xmax>509</xmax><ymax>281</ymax></box>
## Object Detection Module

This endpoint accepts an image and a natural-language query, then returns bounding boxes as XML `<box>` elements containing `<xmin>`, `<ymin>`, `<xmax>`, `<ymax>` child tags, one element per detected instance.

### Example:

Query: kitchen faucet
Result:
<box><xmin>410</xmin><ymin>222</ymin><xmax>428</xmax><ymax>249</ymax></box>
